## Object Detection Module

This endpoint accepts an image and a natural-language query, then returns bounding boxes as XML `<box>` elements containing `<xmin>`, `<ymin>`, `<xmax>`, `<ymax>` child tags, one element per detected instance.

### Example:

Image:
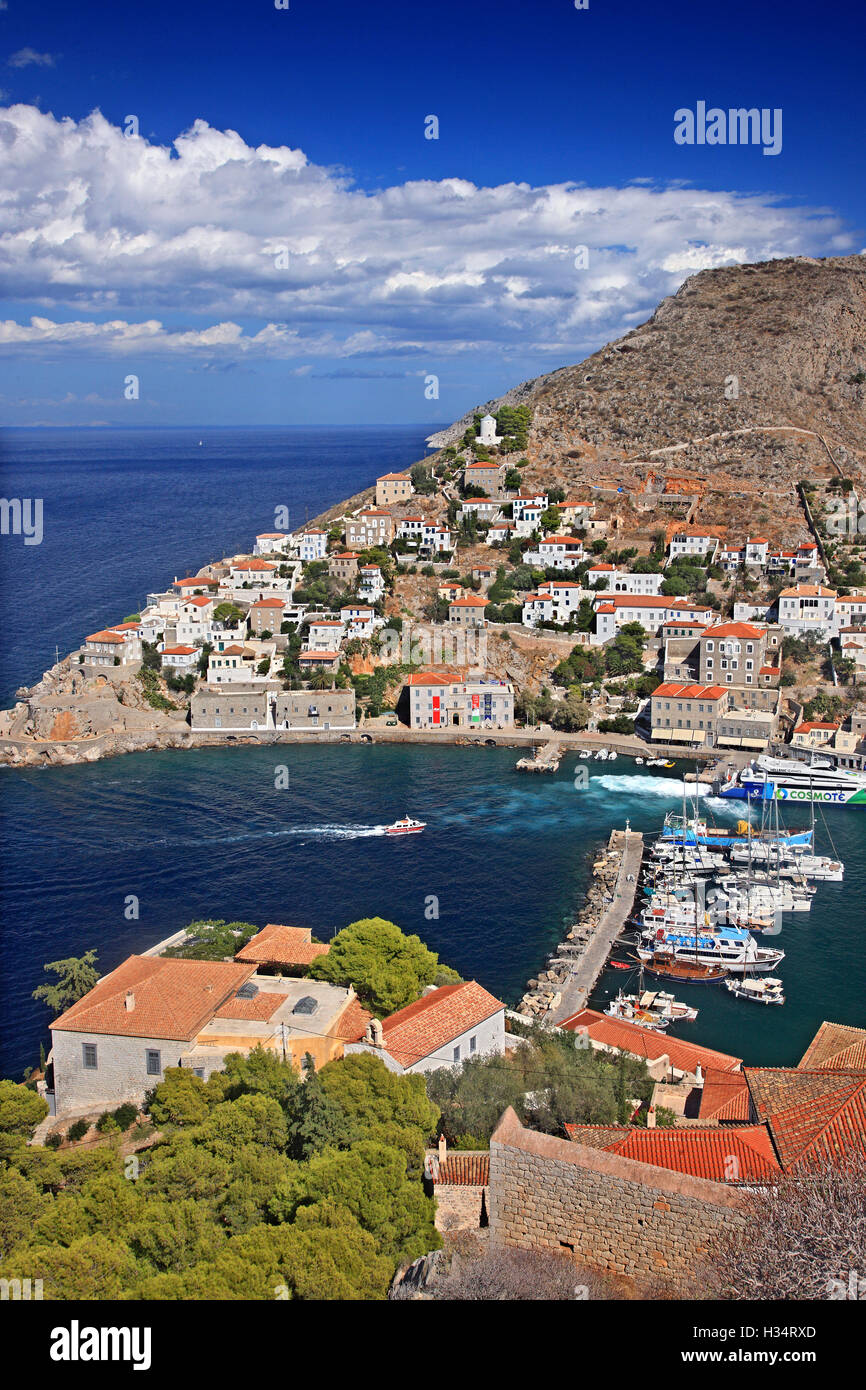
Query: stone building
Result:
<box><xmin>49</xmin><ymin>954</ymin><xmax>366</xmax><ymax>1115</ymax></box>
<box><xmin>424</xmin><ymin>1136</ymin><xmax>490</xmax><ymax>1232</ymax></box>
<box><xmin>375</xmin><ymin>471</ymin><xmax>414</xmax><ymax>507</ymax></box>
<box><xmin>488</xmin><ymin>1107</ymin><xmax>746</xmax><ymax>1288</ymax></box>
<box><xmin>462</xmin><ymin>460</ymin><xmax>505</xmax><ymax>497</ymax></box>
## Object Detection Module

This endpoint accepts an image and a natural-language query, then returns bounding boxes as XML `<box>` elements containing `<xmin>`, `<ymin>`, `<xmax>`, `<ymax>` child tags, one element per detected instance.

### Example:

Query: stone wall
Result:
<box><xmin>433</xmin><ymin>1184</ymin><xmax>488</xmax><ymax>1233</ymax></box>
<box><xmin>489</xmin><ymin>1108</ymin><xmax>745</xmax><ymax>1288</ymax></box>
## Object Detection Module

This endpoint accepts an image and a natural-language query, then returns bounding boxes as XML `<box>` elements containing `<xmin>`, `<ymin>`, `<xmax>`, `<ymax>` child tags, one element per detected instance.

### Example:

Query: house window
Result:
<box><xmin>470</xmin><ymin>1035</ymin><xmax>477</xmax><ymax>1054</ymax></box>
<box><xmin>146</xmin><ymin>1050</ymin><xmax>161</xmax><ymax>1076</ymax></box>
<box><xmin>453</xmin><ymin>1045</ymin><xmax>461</xmax><ymax>1063</ymax></box>
<box><xmin>193</xmin><ymin>1068</ymin><xmax>205</xmax><ymax>1079</ymax></box>
<box><xmin>82</xmin><ymin>1043</ymin><xmax>98</xmax><ymax>1069</ymax></box>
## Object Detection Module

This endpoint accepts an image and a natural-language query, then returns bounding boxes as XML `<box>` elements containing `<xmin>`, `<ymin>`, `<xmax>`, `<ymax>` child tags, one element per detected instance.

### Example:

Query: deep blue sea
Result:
<box><xmin>1</xmin><ymin>429</ymin><xmax>864</xmax><ymax>1081</ymax></box>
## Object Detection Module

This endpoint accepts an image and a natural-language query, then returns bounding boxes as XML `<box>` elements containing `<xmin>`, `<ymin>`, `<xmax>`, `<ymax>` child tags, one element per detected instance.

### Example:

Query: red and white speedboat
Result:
<box><xmin>385</xmin><ymin>816</ymin><xmax>426</xmax><ymax>835</ymax></box>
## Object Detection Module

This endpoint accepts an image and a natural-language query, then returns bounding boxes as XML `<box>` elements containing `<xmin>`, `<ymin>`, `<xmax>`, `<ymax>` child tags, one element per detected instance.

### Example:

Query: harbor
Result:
<box><xmin>516</xmin><ymin>751</ymin><xmax>856</xmax><ymax>1048</ymax></box>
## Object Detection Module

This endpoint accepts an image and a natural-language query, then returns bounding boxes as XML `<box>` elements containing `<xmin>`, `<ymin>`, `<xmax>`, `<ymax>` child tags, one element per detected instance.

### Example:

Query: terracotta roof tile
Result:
<box><xmin>380</xmin><ymin>981</ymin><xmax>504</xmax><ymax>1069</ymax></box>
<box><xmin>799</xmin><ymin>1022</ymin><xmax>866</xmax><ymax>1072</ymax></box>
<box><xmin>559</xmin><ymin>1008</ymin><xmax>742</xmax><ymax>1074</ymax></box>
<box><xmin>333</xmin><ymin>997</ymin><xmax>373</xmax><ymax>1042</ymax></box>
<box><xmin>235</xmin><ymin>923</ymin><xmax>330</xmax><ymax>968</ymax></box>
<box><xmin>51</xmin><ymin>956</ymin><xmax>255</xmax><ymax>1041</ymax></box>
<box><xmin>698</xmin><ymin>1068</ymin><xmax>753</xmax><ymax>1122</ymax></box>
<box><xmin>744</xmin><ymin>1067</ymin><xmax>866</xmax><ymax>1169</ymax></box>
<box><xmin>566</xmin><ymin>1124</ymin><xmax>779</xmax><ymax>1183</ymax></box>
<box><xmin>435</xmin><ymin>1153</ymin><xmax>490</xmax><ymax>1185</ymax></box>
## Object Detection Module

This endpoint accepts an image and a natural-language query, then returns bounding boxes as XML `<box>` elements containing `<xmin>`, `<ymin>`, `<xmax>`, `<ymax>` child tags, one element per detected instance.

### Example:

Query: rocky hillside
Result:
<box><xmin>431</xmin><ymin>256</ymin><xmax>866</xmax><ymax>523</ymax></box>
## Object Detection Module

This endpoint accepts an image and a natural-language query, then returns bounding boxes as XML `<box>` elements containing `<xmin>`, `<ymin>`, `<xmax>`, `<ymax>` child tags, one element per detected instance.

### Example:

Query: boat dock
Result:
<box><xmin>517</xmin><ymin>825</ymin><xmax>643</xmax><ymax>1023</ymax></box>
<box><xmin>516</xmin><ymin>740</ymin><xmax>562</xmax><ymax>772</ymax></box>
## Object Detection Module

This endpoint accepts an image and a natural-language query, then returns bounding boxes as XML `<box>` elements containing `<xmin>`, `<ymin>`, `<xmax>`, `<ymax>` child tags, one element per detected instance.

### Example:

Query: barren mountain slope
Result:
<box><xmin>431</xmin><ymin>256</ymin><xmax>866</xmax><ymax>509</ymax></box>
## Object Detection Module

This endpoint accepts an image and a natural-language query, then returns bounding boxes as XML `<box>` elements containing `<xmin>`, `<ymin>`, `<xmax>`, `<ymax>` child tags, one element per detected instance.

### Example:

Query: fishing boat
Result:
<box><xmin>725</xmin><ymin>975</ymin><xmax>785</xmax><ymax>1005</ymax></box>
<box><xmin>608</xmin><ymin>959</ymin><xmax>632</xmax><ymax>970</ymax></box>
<box><xmin>385</xmin><ymin>816</ymin><xmax>426</xmax><ymax>835</ymax></box>
<box><xmin>605</xmin><ymin>989</ymin><xmax>670</xmax><ymax>1031</ymax></box>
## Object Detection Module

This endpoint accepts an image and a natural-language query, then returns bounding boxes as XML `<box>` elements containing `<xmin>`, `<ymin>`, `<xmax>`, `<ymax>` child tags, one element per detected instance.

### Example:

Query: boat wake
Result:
<box><xmin>285</xmin><ymin>823</ymin><xmax>389</xmax><ymax>839</ymax></box>
<box><xmin>594</xmin><ymin>775</ymin><xmax>713</xmax><ymax>798</ymax></box>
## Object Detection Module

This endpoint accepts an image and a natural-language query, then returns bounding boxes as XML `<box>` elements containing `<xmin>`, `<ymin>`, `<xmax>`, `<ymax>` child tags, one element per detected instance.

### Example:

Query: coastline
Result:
<box><xmin>0</xmin><ymin>718</ymin><xmax>712</xmax><ymax>769</ymax></box>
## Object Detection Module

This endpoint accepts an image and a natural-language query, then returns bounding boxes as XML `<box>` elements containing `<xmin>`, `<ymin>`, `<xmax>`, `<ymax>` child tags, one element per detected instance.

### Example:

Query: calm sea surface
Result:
<box><xmin>0</xmin><ymin>430</ymin><xmax>863</xmax><ymax>1079</ymax></box>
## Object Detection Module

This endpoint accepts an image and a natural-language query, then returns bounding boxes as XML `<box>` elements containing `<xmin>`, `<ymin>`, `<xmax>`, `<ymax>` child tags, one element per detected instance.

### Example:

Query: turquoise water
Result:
<box><xmin>2</xmin><ymin>745</ymin><xmax>862</xmax><ymax>1078</ymax></box>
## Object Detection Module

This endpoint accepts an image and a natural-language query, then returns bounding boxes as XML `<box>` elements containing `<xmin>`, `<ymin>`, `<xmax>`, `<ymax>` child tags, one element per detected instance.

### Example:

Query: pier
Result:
<box><xmin>515</xmin><ymin>739</ymin><xmax>562</xmax><ymax>772</ymax></box>
<box><xmin>518</xmin><ymin>824</ymin><xmax>643</xmax><ymax>1023</ymax></box>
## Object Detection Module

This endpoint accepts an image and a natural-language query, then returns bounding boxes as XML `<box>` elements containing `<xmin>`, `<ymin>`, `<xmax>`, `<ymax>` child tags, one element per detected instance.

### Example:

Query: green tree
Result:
<box><xmin>148</xmin><ymin>1069</ymin><xmax>212</xmax><ymax>1129</ymax></box>
<box><xmin>32</xmin><ymin>951</ymin><xmax>99</xmax><ymax>1015</ymax></box>
<box><xmin>269</xmin><ymin>1140</ymin><xmax>439</xmax><ymax>1265</ymax></box>
<box><xmin>307</xmin><ymin>917</ymin><xmax>441</xmax><ymax>1014</ymax></box>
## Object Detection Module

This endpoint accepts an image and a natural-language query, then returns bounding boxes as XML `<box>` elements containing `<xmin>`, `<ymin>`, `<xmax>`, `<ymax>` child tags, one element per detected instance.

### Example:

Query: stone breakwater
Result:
<box><xmin>517</xmin><ymin>830</ymin><xmax>630</xmax><ymax>1020</ymax></box>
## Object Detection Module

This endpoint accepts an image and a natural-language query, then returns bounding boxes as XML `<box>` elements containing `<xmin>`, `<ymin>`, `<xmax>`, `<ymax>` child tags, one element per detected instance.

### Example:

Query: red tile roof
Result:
<box><xmin>450</xmin><ymin>596</ymin><xmax>488</xmax><ymax>608</ymax></box>
<box><xmin>698</xmin><ymin>1068</ymin><xmax>753</xmax><ymax>1122</ymax></box>
<box><xmin>161</xmin><ymin>645</ymin><xmax>197</xmax><ymax>656</ymax></box>
<box><xmin>333</xmin><ymin>996</ymin><xmax>373</xmax><ymax>1042</ymax></box>
<box><xmin>234</xmin><ymin>923</ymin><xmax>330</xmax><ymax>968</ymax></box>
<box><xmin>434</xmin><ymin>1153</ymin><xmax>490</xmax><ymax>1185</ymax></box>
<box><xmin>701</xmin><ymin>622</ymin><xmax>765</xmax><ymax>639</ymax></box>
<box><xmin>85</xmin><ymin>629</ymin><xmax>124</xmax><ymax>644</ymax></box>
<box><xmin>559</xmin><ymin>1008</ymin><xmax>742</xmax><ymax>1074</ymax></box>
<box><xmin>185</xmin><ymin>595</ymin><xmax>213</xmax><ymax>608</ymax></box>
<box><xmin>379</xmin><ymin>981</ymin><xmax>504</xmax><ymax>1069</ymax></box>
<box><xmin>250</xmin><ymin>597</ymin><xmax>286</xmax><ymax>609</ymax></box>
<box><xmin>798</xmin><ymin>1022</ymin><xmax>866</xmax><ymax>1072</ymax></box>
<box><xmin>565</xmin><ymin>1124</ymin><xmax>779</xmax><ymax>1183</ymax></box>
<box><xmin>233</xmin><ymin>559</ymin><xmax>276</xmax><ymax>571</ymax></box>
<box><xmin>745</xmin><ymin>1067</ymin><xmax>866</xmax><ymax>1169</ymax></box>
<box><xmin>652</xmin><ymin>682</ymin><xmax>727</xmax><ymax>701</ymax></box>
<box><xmin>214</xmin><ymin>991</ymin><xmax>287</xmax><ymax>1022</ymax></box>
<box><xmin>51</xmin><ymin>956</ymin><xmax>255</xmax><ymax>1040</ymax></box>
<box><xmin>794</xmin><ymin>721</ymin><xmax>840</xmax><ymax>733</ymax></box>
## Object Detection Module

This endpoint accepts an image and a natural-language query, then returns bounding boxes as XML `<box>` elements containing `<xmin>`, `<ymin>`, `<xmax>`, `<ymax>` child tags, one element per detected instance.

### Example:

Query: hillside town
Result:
<box><xmin>7</xmin><ymin>398</ymin><xmax>866</xmax><ymax>772</ymax></box>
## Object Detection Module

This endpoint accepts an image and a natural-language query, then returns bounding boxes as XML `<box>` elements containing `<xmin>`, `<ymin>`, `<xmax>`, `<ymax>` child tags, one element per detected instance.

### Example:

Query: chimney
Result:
<box><xmin>438</xmin><ymin>1133</ymin><xmax>447</xmax><ymax>1163</ymax></box>
<box><xmin>369</xmin><ymin>1018</ymin><xmax>384</xmax><ymax>1048</ymax></box>
<box><xmin>695</xmin><ymin>1063</ymin><xmax>704</xmax><ymax>1087</ymax></box>
<box><xmin>646</xmin><ymin>1105</ymin><xmax>656</xmax><ymax>1129</ymax></box>
<box><xmin>124</xmin><ymin>990</ymin><xmax>135</xmax><ymax>1012</ymax></box>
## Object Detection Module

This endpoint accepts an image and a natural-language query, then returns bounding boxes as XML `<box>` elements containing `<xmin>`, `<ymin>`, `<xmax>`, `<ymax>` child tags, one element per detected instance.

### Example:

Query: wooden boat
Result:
<box><xmin>634</xmin><ymin>952</ymin><xmax>728</xmax><ymax>983</ymax></box>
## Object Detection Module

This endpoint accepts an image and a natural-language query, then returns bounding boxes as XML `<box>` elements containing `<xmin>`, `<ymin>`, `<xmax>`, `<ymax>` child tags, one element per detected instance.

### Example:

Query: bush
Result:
<box><xmin>45</xmin><ymin>1132</ymin><xmax>63</xmax><ymax>1149</ymax></box>
<box><xmin>112</xmin><ymin>1103</ymin><xmax>139</xmax><ymax>1131</ymax></box>
<box><xmin>67</xmin><ymin>1119</ymin><xmax>90</xmax><ymax>1142</ymax></box>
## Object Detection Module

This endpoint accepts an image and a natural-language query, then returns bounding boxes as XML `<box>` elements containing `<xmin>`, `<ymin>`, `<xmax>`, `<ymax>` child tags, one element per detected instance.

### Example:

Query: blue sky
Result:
<box><xmin>0</xmin><ymin>0</ymin><xmax>862</xmax><ymax>426</ymax></box>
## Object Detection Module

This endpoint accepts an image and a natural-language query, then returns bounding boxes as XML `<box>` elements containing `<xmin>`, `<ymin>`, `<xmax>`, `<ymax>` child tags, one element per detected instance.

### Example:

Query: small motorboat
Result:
<box><xmin>608</xmin><ymin>959</ymin><xmax>633</xmax><ymax>971</ymax></box>
<box><xmin>579</xmin><ymin>751</ymin><xmax>591</xmax><ymax>759</ymax></box>
<box><xmin>661</xmin><ymin>760</ymin><xmax>675</xmax><ymax>768</ymax></box>
<box><xmin>634</xmin><ymin>757</ymin><xmax>644</xmax><ymax>765</ymax></box>
<box><xmin>385</xmin><ymin>816</ymin><xmax>426</xmax><ymax>835</ymax></box>
<box><xmin>725</xmin><ymin>975</ymin><xmax>785</xmax><ymax>1005</ymax></box>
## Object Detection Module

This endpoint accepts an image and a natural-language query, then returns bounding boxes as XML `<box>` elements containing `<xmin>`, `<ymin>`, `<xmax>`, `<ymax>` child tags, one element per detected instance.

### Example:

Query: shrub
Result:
<box><xmin>67</xmin><ymin>1119</ymin><xmax>90</xmax><ymax>1142</ymax></box>
<box><xmin>112</xmin><ymin>1103</ymin><xmax>139</xmax><ymax>1131</ymax></box>
<box><xmin>45</xmin><ymin>1132</ymin><xmax>63</xmax><ymax>1149</ymax></box>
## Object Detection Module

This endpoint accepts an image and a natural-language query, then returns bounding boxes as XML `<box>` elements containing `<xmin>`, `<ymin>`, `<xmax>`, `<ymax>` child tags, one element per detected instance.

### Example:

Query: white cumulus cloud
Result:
<box><xmin>0</xmin><ymin>105</ymin><xmax>853</xmax><ymax>365</ymax></box>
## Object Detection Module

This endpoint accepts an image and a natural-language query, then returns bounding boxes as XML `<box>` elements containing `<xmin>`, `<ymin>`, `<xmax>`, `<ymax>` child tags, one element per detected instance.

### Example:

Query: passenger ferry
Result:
<box><xmin>718</xmin><ymin>754</ymin><xmax>866</xmax><ymax>807</ymax></box>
